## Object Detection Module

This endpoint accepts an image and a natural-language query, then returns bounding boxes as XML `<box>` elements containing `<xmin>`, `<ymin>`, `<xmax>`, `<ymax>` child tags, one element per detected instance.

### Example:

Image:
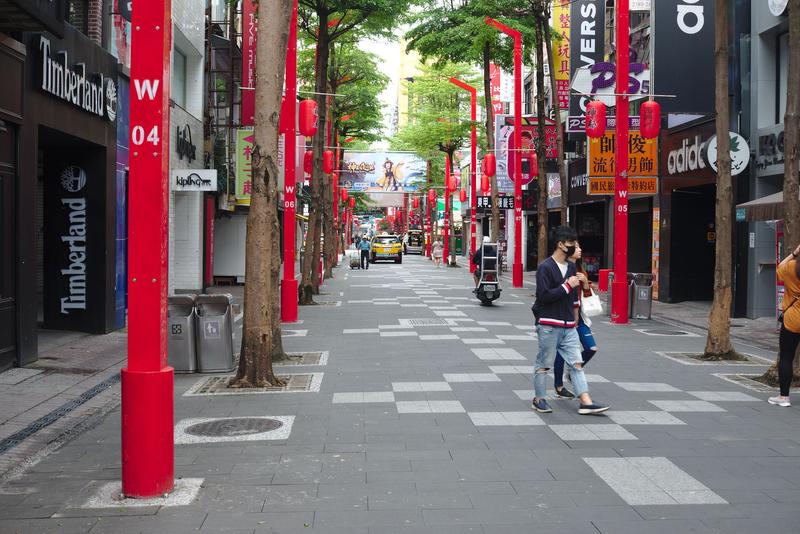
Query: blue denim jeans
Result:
<box><xmin>534</xmin><ymin>325</ymin><xmax>589</xmax><ymax>398</ymax></box>
<box><xmin>554</xmin><ymin>321</ymin><xmax>597</xmax><ymax>388</ymax></box>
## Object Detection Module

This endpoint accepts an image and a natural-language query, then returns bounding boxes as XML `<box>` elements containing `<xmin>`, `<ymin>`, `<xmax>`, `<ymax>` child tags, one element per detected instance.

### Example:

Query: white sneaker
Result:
<box><xmin>768</xmin><ymin>395</ymin><xmax>791</xmax><ymax>407</ymax></box>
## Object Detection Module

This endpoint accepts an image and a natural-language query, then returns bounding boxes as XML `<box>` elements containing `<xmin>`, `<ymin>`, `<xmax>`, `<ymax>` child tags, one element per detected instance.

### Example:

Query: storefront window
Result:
<box><xmin>778</xmin><ymin>32</ymin><xmax>788</xmax><ymax>123</ymax></box>
<box><xmin>172</xmin><ymin>49</ymin><xmax>187</xmax><ymax>109</ymax></box>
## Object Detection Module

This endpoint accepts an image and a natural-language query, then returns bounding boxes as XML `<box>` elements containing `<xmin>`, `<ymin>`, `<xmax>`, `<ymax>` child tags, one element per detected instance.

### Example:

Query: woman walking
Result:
<box><xmin>432</xmin><ymin>238</ymin><xmax>444</xmax><ymax>268</ymax></box>
<box><xmin>769</xmin><ymin>244</ymin><xmax>800</xmax><ymax>407</ymax></box>
<box><xmin>553</xmin><ymin>241</ymin><xmax>599</xmax><ymax>399</ymax></box>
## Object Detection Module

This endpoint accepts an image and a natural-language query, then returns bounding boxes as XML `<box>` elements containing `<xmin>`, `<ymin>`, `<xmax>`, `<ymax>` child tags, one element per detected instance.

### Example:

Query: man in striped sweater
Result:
<box><xmin>531</xmin><ymin>226</ymin><xmax>609</xmax><ymax>415</ymax></box>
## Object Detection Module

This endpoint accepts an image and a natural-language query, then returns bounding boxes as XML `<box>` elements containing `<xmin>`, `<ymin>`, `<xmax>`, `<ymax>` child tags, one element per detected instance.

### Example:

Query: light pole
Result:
<box><xmin>611</xmin><ymin>0</ymin><xmax>630</xmax><ymax>324</ymax></box>
<box><xmin>448</xmin><ymin>77</ymin><xmax>477</xmax><ymax>272</ymax></box>
<box><xmin>485</xmin><ymin>17</ymin><xmax>523</xmax><ymax>288</ymax></box>
<box><xmin>444</xmin><ymin>156</ymin><xmax>451</xmax><ymax>264</ymax></box>
<box><xmin>122</xmin><ymin>0</ymin><xmax>174</xmax><ymax>497</ymax></box>
<box><xmin>280</xmin><ymin>0</ymin><xmax>299</xmax><ymax>323</ymax></box>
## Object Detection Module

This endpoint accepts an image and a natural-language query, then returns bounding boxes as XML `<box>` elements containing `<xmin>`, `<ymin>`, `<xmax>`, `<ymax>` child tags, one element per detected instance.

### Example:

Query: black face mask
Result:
<box><xmin>563</xmin><ymin>245</ymin><xmax>576</xmax><ymax>257</ymax></box>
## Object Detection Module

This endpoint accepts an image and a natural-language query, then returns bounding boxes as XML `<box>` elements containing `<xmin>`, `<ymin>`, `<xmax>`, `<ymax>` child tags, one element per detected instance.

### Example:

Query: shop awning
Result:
<box><xmin>737</xmin><ymin>192</ymin><xmax>784</xmax><ymax>222</ymax></box>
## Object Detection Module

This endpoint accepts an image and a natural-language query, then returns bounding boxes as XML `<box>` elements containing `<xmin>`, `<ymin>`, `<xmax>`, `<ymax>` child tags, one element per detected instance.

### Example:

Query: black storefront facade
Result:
<box><xmin>0</xmin><ymin>19</ymin><xmax>120</xmax><ymax>370</ymax></box>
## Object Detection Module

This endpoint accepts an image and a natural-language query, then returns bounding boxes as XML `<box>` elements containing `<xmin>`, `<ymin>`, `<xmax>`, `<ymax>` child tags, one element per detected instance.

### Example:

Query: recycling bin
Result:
<box><xmin>631</xmin><ymin>273</ymin><xmax>654</xmax><ymax>320</ymax></box>
<box><xmin>606</xmin><ymin>272</ymin><xmax>635</xmax><ymax>317</ymax></box>
<box><xmin>598</xmin><ymin>268</ymin><xmax>612</xmax><ymax>292</ymax></box>
<box><xmin>195</xmin><ymin>294</ymin><xmax>235</xmax><ymax>373</ymax></box>
<box><xmin>168</xmin><ymin>295</ymin><xmax>197</xmax><ymax>373</ymax></box>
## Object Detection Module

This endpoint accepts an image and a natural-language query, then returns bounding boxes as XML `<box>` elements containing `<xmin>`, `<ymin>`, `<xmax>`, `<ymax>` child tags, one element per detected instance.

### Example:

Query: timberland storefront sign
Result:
<box><xmin>38</xmin><ymin>35</ymin><xmax>117</xmax><ymax>122</ymax></box>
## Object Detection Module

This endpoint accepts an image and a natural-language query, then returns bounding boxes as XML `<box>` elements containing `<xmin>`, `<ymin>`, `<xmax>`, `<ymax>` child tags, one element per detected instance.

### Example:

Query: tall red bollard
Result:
<box><xmin>122</xmin><ymin>0</ymin><xmax>174</xmax><ymax>498</ymax></box>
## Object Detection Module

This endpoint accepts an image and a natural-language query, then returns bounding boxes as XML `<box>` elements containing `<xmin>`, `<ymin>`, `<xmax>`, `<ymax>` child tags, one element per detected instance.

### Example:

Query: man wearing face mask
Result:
<box><xmin>530</xmin><ymin>225</ymin><xmax>609</xmax><ymax>415</ymax></box>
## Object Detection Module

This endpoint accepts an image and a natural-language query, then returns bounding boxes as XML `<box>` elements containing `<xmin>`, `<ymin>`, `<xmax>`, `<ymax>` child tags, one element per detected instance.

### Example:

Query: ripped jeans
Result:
<box><xmin>533</xmin><ymin>325</ymin><xmax>589</xmax><ymax>399</ymax></box>
<box><xmin>554</xmin><ymin>321</ymin><xmax>597</xmax><ymax>388</ymax></box>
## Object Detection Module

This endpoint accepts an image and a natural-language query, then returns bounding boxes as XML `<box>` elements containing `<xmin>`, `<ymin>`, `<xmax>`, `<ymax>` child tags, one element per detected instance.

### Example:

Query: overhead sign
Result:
<box><xmin>569</xmin><ymin>0</ymin><xmax>605</xmax><ymax>119</ymax></box>
<box><xmin>235</xmin><ymin>129</ymin><xmax>254</xmax><ymax>205</ymax></box>
<box><xmin>477</xmin><ymin>195</ymin><xmax>515</xmax><ymax>210</ymax></box>
<box><xmin>489</xmin><ymin>62</ymin><xmax>503</xmax><ymax>115</ymax></box>
<box><xmin>588</xmin><ymin>177</ymin><xmax>657</xmax><ymax>196</ymax></box>
<box><xmin>570</xmin><ymin>63</ymin><xmax>650</xmax><ymax>107</ymax></box>
<box><xmin>630</xmin><ymin>0</ymin><xmax>651</xmax><ymax>11</ymax></box>
<box><xmin>241</xmin><ymin>0</ymin><xmax>257</xmax><ymax>126</ymax></box>
<box><xmin>171</xmin><ymin>169</ymin><xmax>218</xmax><ymax>191</ymax></box>
<box><xmin>704</xmin><ymin>132</ymin><xmax>750</xmax><ymax>176</ymax></box>
<box><xmin>588</xmin><ymin>132</ymin><xmax>658</xmax><ymax>177</ymax></box>
<box><xmin>495</xmin><ymin>115</ymin><xmax>557</xmax><ymax>192</ymax></box>
<box><xmin>341</xmin><ymin>152</ymin><xmax>426</xmax><ymax>192</ymax></box>
<box><xmin>653</xmin><ymin>0</ymin><xmax>715</xmax><ymax>113</ymax></box>
<box><xmin>551</xmin><ymin>0</ymin><xmax>571</xmax><ymax>112</ymax></box>
<box><xmin>567</xmin><ymin>115</ymin><xmax>641</xmax><ymax>133</ymax></box>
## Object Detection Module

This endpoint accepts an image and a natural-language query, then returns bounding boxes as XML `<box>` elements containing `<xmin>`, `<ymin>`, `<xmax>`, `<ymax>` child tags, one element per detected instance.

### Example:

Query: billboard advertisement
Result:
<box><xmin>569</xmin><ymin>0</ymin><xmax>605</xmax><ymax>119</ymax></box>
<box><xmin>494</xmin><ymin>115</ymin><xmax>557</xmax><ymax>192</ymax></box>
<box><xmin>340</xmin><ymin>152</ymin><xmax>426</xmax><ymax>192</ymax></box>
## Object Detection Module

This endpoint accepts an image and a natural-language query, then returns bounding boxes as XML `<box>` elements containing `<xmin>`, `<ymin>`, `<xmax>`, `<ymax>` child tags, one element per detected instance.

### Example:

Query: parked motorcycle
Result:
<box><xmin>473</xmin><ymin>242</ymin><xmax>501</xmax><ymax>306</ymax></box>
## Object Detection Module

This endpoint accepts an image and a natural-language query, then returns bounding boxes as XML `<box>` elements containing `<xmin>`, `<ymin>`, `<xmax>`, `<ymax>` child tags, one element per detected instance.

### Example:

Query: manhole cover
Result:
<box><xmin>184</xmin><ymin>417</ymin><xmax>283</xmax><ymax>437</ymax></box>
<box><xmin>400</xmin><ymin>318</ymin><xmax>450</xmax><ymax>327</ymax></box>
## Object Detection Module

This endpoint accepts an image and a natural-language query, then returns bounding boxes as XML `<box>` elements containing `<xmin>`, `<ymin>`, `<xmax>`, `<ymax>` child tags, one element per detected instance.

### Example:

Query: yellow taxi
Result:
<box><xmin>370</xmin><ymin>234</ymin><xmax>403</xmax><ymax>264</ymax></box>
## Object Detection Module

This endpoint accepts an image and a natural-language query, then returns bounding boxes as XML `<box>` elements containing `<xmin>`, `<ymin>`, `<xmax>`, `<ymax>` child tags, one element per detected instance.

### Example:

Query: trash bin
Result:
<box><xmin>195</xmin><ymin>294</ymin><xmax>235</xmax><ymax>373</ymax></box>
<box><xmin>631</xmin><ymin>273</ymin><xmax>654</xmax><ymax>319</ymax></box>
<box><xmin>168</xmin><ymin>295</ymin><xmax>197</xmax><ymax>373</ymax></box>
<box><xmin>606</xmin><ymin>272</ymin><xmax>614</xmax><ymax>316</ymax></box>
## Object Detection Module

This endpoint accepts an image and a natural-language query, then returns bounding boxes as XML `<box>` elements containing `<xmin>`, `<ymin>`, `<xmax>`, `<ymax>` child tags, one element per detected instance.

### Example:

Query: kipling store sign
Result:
<box><xmin>38</xmin><ymin>36</ymin><xmax>117</xmax><ymax>122</ymax></box>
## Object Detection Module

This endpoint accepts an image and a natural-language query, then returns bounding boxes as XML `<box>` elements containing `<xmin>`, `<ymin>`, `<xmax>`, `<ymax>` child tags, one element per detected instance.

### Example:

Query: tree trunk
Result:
<box><xmin>323</xmin><ymin>44</ymin><xmax>337</xmax><ymax>279</ymax></box>
<box><xmin>703</xmin><ymin>0</ymin><xmax>736</xmax><ymax>359</ymax></box>
<box><xmin>483</xmin><ymin>42</ymin><xmax>501</xmax><ymax>243</ymax></box>
<box><xmin>543</xmin><ymin>11</ymin><xmax>569</xmax><ymax>224</ymax></box>
<box><xmin>299</xmin><ymin>18</ymin><xmax>330</xmax><ymax>304</ymax></box>
<box><xmin>231</xmin><ymin>0</ymin><xmax>289</xmax><ymax>388</ymax></box>
<box><xmin>764</xmin><ymin>0</ymin><xmax>800</xmax><ymax>381</ymax></box>
<box><xmin>535</xmin><ymin>14</ymin><xmax>548</xmax><ymax>265</ymax></box>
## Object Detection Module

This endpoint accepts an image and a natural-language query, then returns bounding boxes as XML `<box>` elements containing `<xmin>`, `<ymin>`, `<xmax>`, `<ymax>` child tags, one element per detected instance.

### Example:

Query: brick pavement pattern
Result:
<box><xmin>1</xmin><ymin>255</ymin><xmax>800</xmax><ymax>533</ymax></box>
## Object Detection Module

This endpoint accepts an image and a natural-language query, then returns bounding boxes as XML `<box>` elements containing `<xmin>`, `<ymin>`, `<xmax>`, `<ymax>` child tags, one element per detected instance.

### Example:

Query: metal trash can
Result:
<box><xmin>168</xmin><ymin>295</ymin><xmax>197</xmax><ymax>373</ymax></box>
<box><xmin>606</xmin><ymin>272</ymin><xmax>614</xmax><ymax>316</ymax></box>
<box><xmin>195</xmin><ymin>294</ymin><xmax>235</xmax><ymax>373</ymax></box>
<box><xmin>631</xmin><ymin>273</ymin><xmax>654</xmax><ymax>319</ymax></box>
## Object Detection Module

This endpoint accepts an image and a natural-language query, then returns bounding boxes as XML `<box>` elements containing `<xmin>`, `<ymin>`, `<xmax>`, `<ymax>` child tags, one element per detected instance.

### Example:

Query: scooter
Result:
<box><xmin>474</xmin><ymin>242</ymin><xmax>501</xmax><ymax>306</ymax></box>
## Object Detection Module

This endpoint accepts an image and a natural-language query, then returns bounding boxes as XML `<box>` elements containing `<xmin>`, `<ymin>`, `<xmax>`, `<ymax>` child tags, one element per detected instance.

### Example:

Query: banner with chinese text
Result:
<box><xmin>235</xmin><ymin>129</ymin><xmax>254</xmax><ymax>206</ymax></box>
<box><xmin>588</xmin><ymin>131</ymin><xmax>657</xmax><ymax>177</ymax></box>
<box><xmin>551</xmin><ymin>0</ymin><xmax>571</xmax><ymax>112</ymax></box>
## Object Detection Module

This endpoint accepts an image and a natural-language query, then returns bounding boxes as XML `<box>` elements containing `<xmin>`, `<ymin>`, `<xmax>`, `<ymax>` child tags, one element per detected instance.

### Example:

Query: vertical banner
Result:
<box><xmin>235</xmin><ymin>129</ymin><xmax>254</xmax><ymax>205</ymax></box>
<box><xmin>551</xmin><ymin>0</ymin><xmax>571</xmax><ymax>113</ymax></box>
<box><xmin>241</xmin><ymin>0</ymin><xmax>257</xmax><ymax>126</ymax></box>
<box><xmin>651</xmin><ymin>206</ymin><xmax>660</xmax><ymax>300</ymax></box>
<box><xmin>652</xmin><ymin>0</ymin><xmax>715</xmax><ymax>113</ymax></box>
<box><xmin>569</xmin><ymin>0</ymin><xmax>605</xmax><ymax>119</ymax></box>
<box><xmin>489</xmin><ymin>62</ymin><xmax>503</xmax><ymax>115</ymax></box>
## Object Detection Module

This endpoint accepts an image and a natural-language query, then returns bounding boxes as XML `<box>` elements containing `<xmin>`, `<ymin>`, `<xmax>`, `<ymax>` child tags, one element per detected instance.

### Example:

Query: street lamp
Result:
<box><xmin>485</xmin><ymin>17</ymin><xmax>523</xmax><ymax>288</ymax></box>
<box><xmin>448</xmin><ymin>77</ymin><xmax>478</xmax><ymax>273</ymax></box>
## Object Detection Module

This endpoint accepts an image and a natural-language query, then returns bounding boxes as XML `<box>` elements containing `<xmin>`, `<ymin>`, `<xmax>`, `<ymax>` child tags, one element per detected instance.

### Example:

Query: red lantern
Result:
<box><xmin>341</xmin><ymin>187</ymin><xmax>348</xmax><ymax>201</ymax></box>
<box><xmin>299</xmin><ymin>100</ymin><xmax>318</xmax><ymax>136</ymax></box>
<box><xmin>585</xmin><ymin>100</ymin><xmax>606</xmax><ymax>138</ymax></box>
<box><xmin>459</xmin><ymin>189</ymin><xmax>467</xmax><ymax>202</ymax></box>
<box><xmin>449</xmin><ymin>175</ymin><xmax>458</xmax><ymax>191</ymax></box>
<box><xmin>640</xmin><ymin>99</ymin><xmax>661</xmax><ymax>139</ymax></box>
<box><xmin>428</xmin><ymin>189</ymin><xmax>436</xmax><ymax>202</ymax></box>
<box><xmin>413</xmin><ymin>197</ymin><xmax>419</xmax><ymax>209</ymax></box>
<box><xmin>323</xmin><ymin>150</ymin><xmax>334</xmax><ymax>174</ymax></box>
<box><xmin>303</xmin><ymin>150</ymin><xmax>313</xmax><ymax>175</ymax></box>
<box><xmin>481</xmin><ymin>175</ymin><xmax>490</xmax><ymax>194</ymax></box>
<box><xmin>526</xmin><ymin>152</ymin><xmax>539</xmax><ymax>177</ymax></box>
<box><xmin>349</xmin><ymin>197</ymin><xmax>355</xmax><ymax>209</ymax></box>
<box><xmin>483</xmin><ymin>153</ymin><xmax>496</xmax><ymax>177</ymax></box>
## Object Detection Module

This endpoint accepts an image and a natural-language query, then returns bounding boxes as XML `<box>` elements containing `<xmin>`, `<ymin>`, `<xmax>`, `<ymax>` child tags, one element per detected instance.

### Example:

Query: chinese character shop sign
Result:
<box><xmin>588</xmin><ymin>131</ymin><xmax>657</xmax><ymax>178</ymax></box>
<box><xmin>551</xmin><ymin>0</ymin><xmax>571</xmax><ymax>112</ymax></box>
<box><xmin>236</xmin><ymin>129</ymin><xmax>254</xmax><ymax>206</ymax></box>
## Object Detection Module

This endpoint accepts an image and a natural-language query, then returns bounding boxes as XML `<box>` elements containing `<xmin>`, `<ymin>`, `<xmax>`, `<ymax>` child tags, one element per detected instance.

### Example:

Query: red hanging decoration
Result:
<box><xmin>298</xmin><ymin>100</ymin><xmax>318</xmax><ymax>136</ymax></box>
<box><xmin>640</xmin><ymin>99</ymin><xmax>661</xmax><ymax>139</ymax></box>
<box><xmin>428</xmin><ymin>189</ymin><xmax>436</xmax><ymax>202</ymax></box>
<box><xmin>303</xmin><ymin>150</ymin><xmax>313</xmax><ymax>175</ymax></box>
<box><xmin>323</xmin><ymin>150</ymin><xmax>334</xmax><ymax>174</ymax></box>
<box><xmin>482</xmin><ymin>153</ymin><xmax>496</xmax><ymax>177</ymax></box>
<box><xmin>526</xmin><ymin>152</ymin><xmax>539</xmax><ymax>177</ymax></box>
<box><xmin>585</xmin><ymin>100</ymin><xmax>606</xmax><ymax>138</ymax></box>
<box><xmin>349</xmin><ymin>197</ymin><xmax>355</xmax><ymax>208</ymax></box>
<box><xmin>449</xmin><ymin>175</ymin><xmax>458</xmax><ymax>191</ymax></box>
<box><xmin>481</xmin><ymin>174</ymin><xmax>490</xmax><ymax>194</ymax></box>
<box><xmin>413</xmin><ymin>197</ymin><xmax>419</xmax><ymax>209</ymax></box>
<box><xmin>341</xmin><ymin>187</ymin><xmax>348</xmax><ymax>201</ymax></box>
<box><xmin>459</xmin><ymin>189</ymin><xmax>467</xmax><ymax>202</ymax></box>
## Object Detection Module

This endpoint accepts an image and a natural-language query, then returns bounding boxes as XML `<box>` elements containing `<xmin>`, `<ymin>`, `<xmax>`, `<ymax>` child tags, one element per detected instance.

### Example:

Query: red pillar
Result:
<box><xmin>611</xmin><ymin>0</ymin><xmax>630</xmax><ymax>324</ymax></box>
<box><xmin>444</xmin><ymin>156</ymin><xmax>450</xmax><ymax>264</ymax></box>
<box><xmin>280</xmin><ymin>0</ymin><xmax>299</xmax><ymax>323</ymax></box>
<box><xmin>122</xmin><ymin>0</ymin><xmax>174</xmax><ymax>498</ymax></box>
<box><xmin>448</xmin><ymin>78</ymin><xmax>478</xmax><ymax>272</ymax></box>
<box><xmin>427</xmin><ymin>196</ymin><xmax>433</xmax><ymax>257</ymax></box>
<box><xmin>511</xmin><ymin>34</ymin><xmax>523</xmax><ymax>288</ymax></box>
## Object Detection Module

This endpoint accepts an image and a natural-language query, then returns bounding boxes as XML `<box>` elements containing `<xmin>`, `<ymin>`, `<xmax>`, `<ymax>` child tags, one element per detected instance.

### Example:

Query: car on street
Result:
<box><xmin>404</xmin><ymin>229</ymin><xmax>424</xmax><ymax>255</ymax></box>
<box><xmin>370</xmin><ymin>234</ymin><xmax>403</xmax><ymax>264</ymax></box>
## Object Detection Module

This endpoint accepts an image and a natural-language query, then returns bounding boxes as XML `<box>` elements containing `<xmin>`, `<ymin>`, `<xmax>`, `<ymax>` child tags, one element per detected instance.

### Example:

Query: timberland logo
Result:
<box><xmin>59</xmin><ymin>166</ymin><xmax>88</xmax><ymax>315</ymax></box>
<box><xmin>38</xmin><ymin>36</ymin><xmax>116</xmax><ymax>122</ymax></box>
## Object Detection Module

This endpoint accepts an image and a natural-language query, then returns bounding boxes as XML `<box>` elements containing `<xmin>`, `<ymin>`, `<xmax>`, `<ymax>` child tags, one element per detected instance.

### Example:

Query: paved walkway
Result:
<box><xmin>1</xmin><ymin>256</ymin><xmax>799</xmax><ymax>533</ymax></box>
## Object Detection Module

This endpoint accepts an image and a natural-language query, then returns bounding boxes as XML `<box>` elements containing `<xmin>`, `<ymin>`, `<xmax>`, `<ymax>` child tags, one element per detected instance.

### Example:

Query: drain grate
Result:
<box><xmin>635</xmin><ymin>329</ymin><xmax>699</xmax><ymax>337</ymax></box>
<box><xmin>183</xmin><ymin>373</ymin><xmax>323</xmax><ymax>396</ymax></box>
<box><xmin>654</xmin><ymin>351</ymin><xmax>771</xmax><ymax>366</ymax></box>
<box><xmin>399</xmin><ymin>318</ymin><xmax>451</xmax><ymax>327</ymax></box>
<box><xmin>275</xmin><ymin>351</ymin><xmax>328</xmax><ymax>366</ymax></box>
<box><xmin>185</xmin><ymin>417</ymin><xmax>283</xmax><ymax>437</ymax></box>
<box><xmin>713</xmin><ymin>373</ymin><xmax>774</xmax><ymax>392</ymax></box>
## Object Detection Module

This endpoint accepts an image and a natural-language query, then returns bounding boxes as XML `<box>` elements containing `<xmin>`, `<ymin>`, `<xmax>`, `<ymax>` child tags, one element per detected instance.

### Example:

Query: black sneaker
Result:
<box><xmin>532</xmin><ymin>398</ymin><xmax>552</xmax><ymax>413</ymax></box>
<box><xmin>578</xmin><ymin>403</ymin><xmax>609</xmax><ymax>415</ymax></box>
<box><xmin>555</xmin><ymin>386</ymin><xmax>574</xmax><ymax>399</ymax></box>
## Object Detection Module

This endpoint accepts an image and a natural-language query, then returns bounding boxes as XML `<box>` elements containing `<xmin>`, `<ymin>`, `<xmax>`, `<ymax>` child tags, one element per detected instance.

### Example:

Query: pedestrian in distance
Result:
<box><xmin>358</xmin><ymin>236</ymin><xmax>371</xmax><ymax>270</ymax></box>
<box><xmin>530</xmin><ymin>225</ymin><xmax>609</xmax><ymax>415</ymax></box>
<box><xmin>552</xmin><ymin>240</ymin><xmax>599</xmax><ymax>399</ymax></box>
<box><xmin>432</xmin><ymin>238</ymin><xmax>444</xmax><ymax>268</ymax></box>
<box><xmin>769</xmin><ymin>243</ymin><xmax>800</xmax><ymax>407</ymax></box>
